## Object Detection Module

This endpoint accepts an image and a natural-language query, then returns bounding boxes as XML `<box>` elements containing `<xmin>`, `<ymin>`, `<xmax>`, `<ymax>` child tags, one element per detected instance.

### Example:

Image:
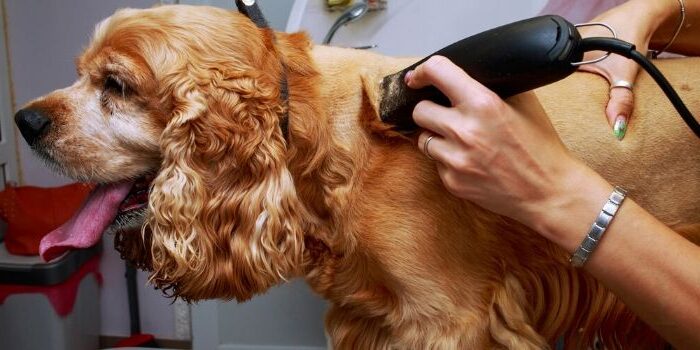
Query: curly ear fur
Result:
<box><xmin>118</xmin><ymin>10</ymin><xmax>309</xmax><ymax>301</ymax></box>
<box><xmin>146</xmin><ymin>67</ymin><xmax>306</xmax><ymax>301</ymax></box>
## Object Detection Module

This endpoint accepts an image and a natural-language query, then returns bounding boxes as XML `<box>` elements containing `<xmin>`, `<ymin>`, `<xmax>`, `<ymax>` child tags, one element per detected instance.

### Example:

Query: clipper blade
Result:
<box><xmin>379</xmin><ymin>70</ymin><xmax>448</xmax><ymax>133</ymax></box>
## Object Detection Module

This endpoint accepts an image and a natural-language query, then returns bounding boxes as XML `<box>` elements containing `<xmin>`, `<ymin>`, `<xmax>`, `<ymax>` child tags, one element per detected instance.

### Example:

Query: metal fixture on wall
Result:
<box><xmin>322</xmin><ymin>2</ymin><xmax>368</xmax><ymax>44</ymax></box>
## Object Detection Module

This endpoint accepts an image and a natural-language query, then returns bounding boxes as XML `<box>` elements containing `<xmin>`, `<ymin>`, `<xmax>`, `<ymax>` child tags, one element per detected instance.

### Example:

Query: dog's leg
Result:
<box><xmin>489</xmin><ymin>274</ymin><xmax>549</xmax><ymax>349</ymax></box>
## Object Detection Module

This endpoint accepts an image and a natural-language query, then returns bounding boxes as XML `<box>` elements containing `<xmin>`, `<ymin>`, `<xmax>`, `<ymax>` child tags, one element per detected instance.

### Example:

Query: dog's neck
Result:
<box><xmin>277</xmin><ymin>34</ymin><xmax>415</xmax><ymax>173</ymax></box>
<box><xmin>273</xmin><ymin>33</ymin><xmax>415</xmax><ymax>252</ymax></box>
<box><xmin>271</xmin><ymin>33</ymin><xmax>355</xmax><ymax>252</ymax></box>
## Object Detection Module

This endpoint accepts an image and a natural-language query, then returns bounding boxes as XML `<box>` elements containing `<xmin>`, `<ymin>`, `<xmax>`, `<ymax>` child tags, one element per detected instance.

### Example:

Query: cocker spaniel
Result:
<box><xmin>14</xmin><ymin>5</ymin><xmax>700</xmax><ymax>349</ymax></box>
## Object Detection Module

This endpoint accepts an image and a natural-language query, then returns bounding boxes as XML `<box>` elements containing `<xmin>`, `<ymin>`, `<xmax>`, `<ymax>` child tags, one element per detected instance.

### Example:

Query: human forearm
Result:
<box><xmin>529</xmin><ymin>163</ymin><xmax>700</xmax><ymax>349</ymax></box>
<box><xmin>406</xmin><ymin>55</ymin><xmax>700</xmax><ymax>347</ymax></box>
<box><xmin>588</xmin><ymin>199</ymin><xmax>700</xmax><ymax>349</ymax></box>
<box><xmin>636</xmin><ymin>0</ymin><xmax>700</xmax><ymax>55</ymax></box>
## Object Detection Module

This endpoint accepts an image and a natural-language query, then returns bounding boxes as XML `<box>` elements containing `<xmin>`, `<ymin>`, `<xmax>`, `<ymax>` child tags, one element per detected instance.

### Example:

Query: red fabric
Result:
<box><xmin>114</xmin><ymin>334</ymin><xmax>157</xmax><ymax>347</ymax></box>
<box><xmin>0</xmin><ymin>183</ymin><xmax>93</xmax><ymax>256</ymax></box>
<box><xmin>0</xmin><ymin>255</ymin><xmax>102</xmax><ymax>317</ymax></box>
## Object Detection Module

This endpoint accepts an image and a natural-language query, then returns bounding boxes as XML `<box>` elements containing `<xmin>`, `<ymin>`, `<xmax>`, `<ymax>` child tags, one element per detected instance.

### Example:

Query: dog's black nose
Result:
<box><xmin>15</xmin><ymin>109</ymin><xmax>51</xmax><ymax>145</ymax></box>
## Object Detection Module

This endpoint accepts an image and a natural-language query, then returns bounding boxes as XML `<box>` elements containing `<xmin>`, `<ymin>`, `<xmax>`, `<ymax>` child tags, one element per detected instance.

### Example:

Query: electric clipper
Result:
<box><xmin>379</xmin><ymin>15</ymin><xmax>700</xmax><ymax>138</ymax></box>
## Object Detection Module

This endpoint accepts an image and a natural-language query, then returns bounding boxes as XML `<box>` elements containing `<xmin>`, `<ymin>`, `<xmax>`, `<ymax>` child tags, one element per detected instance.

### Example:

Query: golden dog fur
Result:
<box><xmin>21</xmin><ymin>5</ymin><xmax>700</xmax><ymax>349</ymax></box>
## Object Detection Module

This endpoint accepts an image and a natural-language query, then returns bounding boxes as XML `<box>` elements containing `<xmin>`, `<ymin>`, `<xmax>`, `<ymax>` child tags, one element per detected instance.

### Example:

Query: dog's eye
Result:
<box><xmin>104</xmin><ymin>75</ymin><xmax>125</xmax><ymax>94</ymax></box>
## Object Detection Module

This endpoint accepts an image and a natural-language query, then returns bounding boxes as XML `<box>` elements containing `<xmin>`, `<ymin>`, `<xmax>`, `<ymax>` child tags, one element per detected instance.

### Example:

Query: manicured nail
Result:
<box><xmin>613</xmin><ymin>115</ymin><xmax>627</xmax><ymax>140</ymax></box>
<box><xmin>404</xmin><ymin>70</ymin><xmax>414</xmax><ymax>84</ymax></box>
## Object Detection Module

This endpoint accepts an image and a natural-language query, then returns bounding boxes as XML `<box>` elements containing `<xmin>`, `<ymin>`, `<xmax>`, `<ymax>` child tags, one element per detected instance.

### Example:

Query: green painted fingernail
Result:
<box><xmin>613</xmin><ymin>115</ymin><xmax>627</xmax><ymax>140</ymax></box>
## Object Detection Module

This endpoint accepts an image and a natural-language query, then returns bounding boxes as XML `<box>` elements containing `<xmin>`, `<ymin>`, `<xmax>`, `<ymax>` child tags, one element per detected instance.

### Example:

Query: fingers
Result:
<box><xmin>412</xmin><ymin>100</ymin><xmax>464</xmax><ymax>139</ymax></box>
<box><xmin>607</xmin><ymin>86</ymin><xmax>634</xmax><ymax>140</ymax></box>
<box><xmin>418</xmin><ymin>132</ymin><xmax>444</xmax><ymax>163</ymax></box>
<box><xmin>405</xmin><ymin>56</ymin><xmax>492</xmax><ymax>107</ymax></box>
<box><xmin>417</xmin><ymin>131</ymin><xmax>459</xmax><ymax>165</ymax></box>
<box><xmin>578</xmin><ymin>61</ymin><xmax>636</xmax><ymax>140</ymax></box>
<box><xmin>408</xmin><ymin>56</ymin><xmax>506</xmax><ymax>140</ymax></box>
<box><xmin>576</xmin><ymin>51</ymin><xmax>638</xmax><ymax>140</ymax></box>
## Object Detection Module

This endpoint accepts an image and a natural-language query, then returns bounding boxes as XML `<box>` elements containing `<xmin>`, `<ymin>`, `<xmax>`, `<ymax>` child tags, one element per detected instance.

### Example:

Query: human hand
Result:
<box><xmin>406</xmin><ymin>56</ymin><xmax>597</xmax><ymax>232</ymax></box>
<box><xmin>576</xmin><ymin>0</ymin><xmax>669</xmax><ymax>140</ymax></box>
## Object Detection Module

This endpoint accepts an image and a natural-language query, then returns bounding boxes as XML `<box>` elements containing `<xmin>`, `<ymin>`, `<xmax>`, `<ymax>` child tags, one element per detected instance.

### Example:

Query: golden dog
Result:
<box><xmin>14</xmin><ymin>5</ymin><xmax>700</xmax><ymax>349</ymax></box>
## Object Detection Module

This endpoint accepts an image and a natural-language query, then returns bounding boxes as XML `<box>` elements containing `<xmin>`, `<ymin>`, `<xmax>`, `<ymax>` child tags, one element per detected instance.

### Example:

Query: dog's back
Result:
<box><xmin>537</xmin><ymin>58</ymin><xmax>700</xmax><ymax>225</ymax></box>
<box><xmin>309</xmin><ymin>45</ymin><xmax>700</xmax><ymax>348</ymax></box>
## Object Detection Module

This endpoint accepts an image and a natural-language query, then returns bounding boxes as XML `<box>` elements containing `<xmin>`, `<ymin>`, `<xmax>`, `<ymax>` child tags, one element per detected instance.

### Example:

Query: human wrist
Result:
<box><xmin>523</xmin><ymin>161</ymin><xmax>614</xmax><ymax>253</ymax></box>
<box><xmin>646</xmin><ymin>0</ymin><xmax>685</xmax><ymax>48</ymax></box>
<box><xmin>646</xmin><ymin>0</ymin><xmax>679</xmax><ymax>20</ymax></box>
<box><xmin>625</xmin><ymin>0</ymin><xmax>672</xmax><ymax>42</ymax></box>
<box><xmin>629</xmin><ymin>0</ymin><xmax>676</xmax><ymax>23</ymax></box>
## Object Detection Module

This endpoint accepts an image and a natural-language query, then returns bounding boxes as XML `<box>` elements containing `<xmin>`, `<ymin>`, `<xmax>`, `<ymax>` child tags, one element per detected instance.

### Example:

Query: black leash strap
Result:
<box><xmin>235</xmin><ymin>0</ymin><xmax>290</xmax><ymax>140</ymax></box>
<box><xmin>235</xmin><ymin>0</ymin><xmax>269</xmax><ymax>28</ymax></box>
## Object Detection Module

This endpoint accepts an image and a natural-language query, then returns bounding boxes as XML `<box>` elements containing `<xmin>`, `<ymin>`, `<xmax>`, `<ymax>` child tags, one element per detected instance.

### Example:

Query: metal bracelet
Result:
<box><xmin>570</xmin><ymin>186</ymin><xmax>627</xmax><ymax>267</ymax></box>
<box><xmin>650</xmin><ymin>0</ymin><xmax>686</xmax><ymax>59</ymax></box>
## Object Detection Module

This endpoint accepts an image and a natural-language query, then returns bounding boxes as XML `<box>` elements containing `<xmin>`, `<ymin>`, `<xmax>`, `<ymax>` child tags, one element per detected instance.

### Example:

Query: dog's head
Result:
<box><xmin>14</xmin><ymin>5</ymin><xmax>309</xmax><ymax>301</ymax></box>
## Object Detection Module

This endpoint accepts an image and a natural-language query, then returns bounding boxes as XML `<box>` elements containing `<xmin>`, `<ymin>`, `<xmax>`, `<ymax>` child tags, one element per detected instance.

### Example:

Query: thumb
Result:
<box><xmin>606</xmin><ymin>84</ymin><xmax>634</xmax><ymax>140</ymax></box>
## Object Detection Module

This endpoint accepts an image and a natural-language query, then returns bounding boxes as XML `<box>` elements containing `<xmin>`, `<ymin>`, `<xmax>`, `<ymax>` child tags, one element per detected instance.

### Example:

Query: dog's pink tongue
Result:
<box><xmin>40</xmin><ymin>182</ymin><xmax>134</xmax><ymax>261</ymax></box>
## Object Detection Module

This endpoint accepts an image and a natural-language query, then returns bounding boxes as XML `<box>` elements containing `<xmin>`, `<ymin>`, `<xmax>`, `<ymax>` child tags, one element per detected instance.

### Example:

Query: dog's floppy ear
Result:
<box><xmin>145</xmin><ymin>45</ymin><xmax>306</xmax><ymax>301</ymax></box>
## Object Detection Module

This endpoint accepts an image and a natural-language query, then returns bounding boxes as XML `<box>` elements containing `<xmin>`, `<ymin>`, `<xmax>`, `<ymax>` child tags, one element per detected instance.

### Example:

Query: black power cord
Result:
<box><xmin>579</xmin><ymin>37</ymin><xmax>700</xmax><ymax>138</ymax></box>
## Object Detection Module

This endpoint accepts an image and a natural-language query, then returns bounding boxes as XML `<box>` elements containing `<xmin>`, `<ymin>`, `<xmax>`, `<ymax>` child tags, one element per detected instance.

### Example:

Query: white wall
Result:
<box><xmin>295</xmin><ymin>0</ymin><xmax>549</xmax><ymax>56</ymax></box>
<box><xmin>182</xmin><ymin>0</ymin><xmax>295</xmax><ymax>31</ymax></box>
<box><xmin>0</xmin><ymin>1</ymin><xmax>19</xmax><ymax>189</ymax></box>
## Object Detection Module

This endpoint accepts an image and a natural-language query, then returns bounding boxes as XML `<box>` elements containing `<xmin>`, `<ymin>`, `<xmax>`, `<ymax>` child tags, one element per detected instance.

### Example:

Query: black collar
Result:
<box><xmin>235</xmin><ymin>0</ymin><xmax>290</xmax><ymax>140</ymax></box>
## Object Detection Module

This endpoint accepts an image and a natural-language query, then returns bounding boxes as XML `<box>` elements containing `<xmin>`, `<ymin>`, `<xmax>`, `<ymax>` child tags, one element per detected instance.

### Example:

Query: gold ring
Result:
<box><xmin>423</xmin><ymin>135</ymin><xmax>436</xmax><ymax>160</ymax></box>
